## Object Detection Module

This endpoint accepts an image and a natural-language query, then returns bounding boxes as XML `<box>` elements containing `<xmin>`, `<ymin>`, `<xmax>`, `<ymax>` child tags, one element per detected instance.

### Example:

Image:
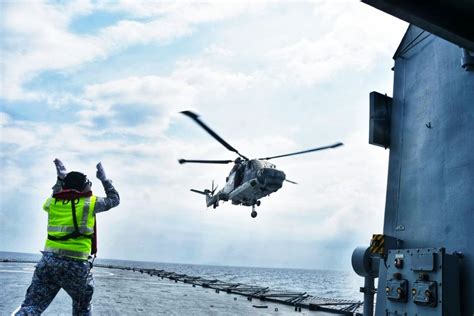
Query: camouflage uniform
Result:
<box><xmin>15</xmin><ymin>252</ymin><xmax>94</xmax><ymax>315</ymax></box>
<box><xmin>15</xmin><ymin>174</ymin><xmax>119</xmax><ymax>315</ymax></box>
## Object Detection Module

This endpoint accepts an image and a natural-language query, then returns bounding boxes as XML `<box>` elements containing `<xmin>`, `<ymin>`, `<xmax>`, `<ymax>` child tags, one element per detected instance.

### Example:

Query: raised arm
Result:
<box><xmin>94</xmin><ymin>162</ymin><xmax>120</xmax><ymax>213</ymax></box>
<box><xmin>52</xmin><ymin>158</ymin><xmax>67</xmax><ymax>195</ymax></box>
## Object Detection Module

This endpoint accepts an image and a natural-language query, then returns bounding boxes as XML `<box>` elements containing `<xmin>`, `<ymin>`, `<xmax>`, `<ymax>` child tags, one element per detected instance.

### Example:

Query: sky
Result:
<box><xmin>0</xmin><ymin>1</ymin><xmax>408</xmax><ymax>271</ymax></box>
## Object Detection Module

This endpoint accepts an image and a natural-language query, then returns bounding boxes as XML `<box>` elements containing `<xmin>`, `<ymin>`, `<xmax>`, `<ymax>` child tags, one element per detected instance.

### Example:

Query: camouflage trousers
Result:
<box><xmin>15</xmin><ymin>252</ymin><xmax>94</xmax><ymax>316</ymax></box>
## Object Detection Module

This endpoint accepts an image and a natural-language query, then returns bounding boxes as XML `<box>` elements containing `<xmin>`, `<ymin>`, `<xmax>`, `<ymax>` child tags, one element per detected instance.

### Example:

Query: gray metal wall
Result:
<box><xmin>375</xmin><ymin>26</ymin><xmax>474</xmax><ymax>315</ymax></box>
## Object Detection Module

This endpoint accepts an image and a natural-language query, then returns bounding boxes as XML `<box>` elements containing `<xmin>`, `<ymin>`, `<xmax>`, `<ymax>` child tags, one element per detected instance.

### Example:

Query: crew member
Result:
<box><xmin>14</xmin><ymin>159</ymin><xmax>120</xmax><ymax>315</ymax></box>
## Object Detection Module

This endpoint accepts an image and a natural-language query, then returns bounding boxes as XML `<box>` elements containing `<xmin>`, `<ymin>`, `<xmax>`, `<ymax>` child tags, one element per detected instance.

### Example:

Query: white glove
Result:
<box><xmin>54</xmin><ymin>158</ymin><xmax>67</xmax><ymax>180</ymax></box>
<box><xmin>96</xmin><ymin>162</ymin><xmax>107</xmax><ymax>181</ymax></box>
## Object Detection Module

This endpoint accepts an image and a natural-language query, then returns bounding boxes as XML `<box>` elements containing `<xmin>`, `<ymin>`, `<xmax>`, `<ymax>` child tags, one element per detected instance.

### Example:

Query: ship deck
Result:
<box><xmin>1</xmin><ymin>261</ymin><xmax>361</xmax><ymax>315</ymax></box>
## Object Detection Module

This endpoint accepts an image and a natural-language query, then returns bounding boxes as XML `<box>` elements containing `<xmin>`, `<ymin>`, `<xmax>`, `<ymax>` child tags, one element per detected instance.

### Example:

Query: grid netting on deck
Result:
<box><xmin>99</xmin><ymin>265</ymin><xmax>363</xmax><ymax>315</ymax></box>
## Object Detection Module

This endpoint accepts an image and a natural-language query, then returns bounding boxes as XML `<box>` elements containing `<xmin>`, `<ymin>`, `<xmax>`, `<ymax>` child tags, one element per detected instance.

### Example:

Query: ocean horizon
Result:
<box><xmin>1</xmin><ymin>250</ymin><xmax>362</xmax><ymax>301</ymax></box>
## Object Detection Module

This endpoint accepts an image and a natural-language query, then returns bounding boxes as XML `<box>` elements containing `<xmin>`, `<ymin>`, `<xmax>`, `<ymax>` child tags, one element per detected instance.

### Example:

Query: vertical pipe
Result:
<box><xmin>363</xmin><ymin>275</ymin><xmax>375</xmax><ymax>316</ymax></box>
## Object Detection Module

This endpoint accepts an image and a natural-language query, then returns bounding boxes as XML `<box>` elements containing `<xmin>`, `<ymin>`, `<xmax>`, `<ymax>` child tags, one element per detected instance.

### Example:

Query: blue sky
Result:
<box><xmin>0</xmin><ymin>1</ymin><xmax>407</xmax><ymax>270</ymax></box>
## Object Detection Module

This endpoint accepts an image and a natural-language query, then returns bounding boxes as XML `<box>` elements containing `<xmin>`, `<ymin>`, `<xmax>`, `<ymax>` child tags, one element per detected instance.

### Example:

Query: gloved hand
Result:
<box><xmin>54</xmin><ymin>158</ymin><xmax>67</xmax><ymax>180</ymax></box>
<box><xmin>96</xmin><ymin>162</ymin><xmax>108</xmax><ymax>181</ymax></box>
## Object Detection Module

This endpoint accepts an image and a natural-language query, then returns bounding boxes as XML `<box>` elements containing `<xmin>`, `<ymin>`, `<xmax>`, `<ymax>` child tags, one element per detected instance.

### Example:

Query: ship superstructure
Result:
<box><xmin>352</xmin><ymin>1</ymin><xmax>474</xmax><ymax>315</ymax></box>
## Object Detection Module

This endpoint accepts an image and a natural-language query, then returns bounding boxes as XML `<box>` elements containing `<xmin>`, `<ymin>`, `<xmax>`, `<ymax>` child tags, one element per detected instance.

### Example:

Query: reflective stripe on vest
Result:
<box><xmin>47</xmin><ymin>225</ymin><xmax>94</xmax><ymax>234</ymax></box>
<box><xmin>44</xmin><ymin>196</ymin><xmax>96</xmax><ymax>260</ymax></box>
<box><xmin>44</xmin><ymin>246</ymin><xmax>90</xmax><ymax>259</ymax></box>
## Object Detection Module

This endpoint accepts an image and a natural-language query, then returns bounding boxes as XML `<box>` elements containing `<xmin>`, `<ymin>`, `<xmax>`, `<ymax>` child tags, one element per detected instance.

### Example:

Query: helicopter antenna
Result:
<box><xmin>181</xmin><ymin>111</ymin><xmax>249</xmax><ymax>160</ymax></box>
<box><xmin>258</xmin><ymin>142</ymin><xmax>343</xmax><ymax>160</ymax></box>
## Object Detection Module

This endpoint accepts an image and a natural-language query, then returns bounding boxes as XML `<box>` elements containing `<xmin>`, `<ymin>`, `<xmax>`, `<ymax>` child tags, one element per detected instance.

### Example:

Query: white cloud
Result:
<box><xmin>78</xmin><ymin>62</ymin><xmax>256</xmax><ymax>136</ymax></box>
<box><xmin>0</xmin><ymin>1</ymin><xmax>265</xmax><ymax>101</ymax></box>
<box><xmin>97</xmin><ymin>19</ymin><xmax>192</xmax><ymax>51</ymax></box>
<box><xmin>105</xmin><ymin>1</ymin><xmax>266</xmax><ymax>22</ymax></box>
<box><xmin>84</xmin><ymin>75</ymin><xmax>195</xmax><ymax>108</ymax></box>
<box><xmin>1</xmin><ymin>2</ymin><xmax>105</xmax><ymax>100</ymax></box>
<box><xmin>266</xmin><ymin>1</ymin><xmax>407</xmax><ymax>85</ymax></box>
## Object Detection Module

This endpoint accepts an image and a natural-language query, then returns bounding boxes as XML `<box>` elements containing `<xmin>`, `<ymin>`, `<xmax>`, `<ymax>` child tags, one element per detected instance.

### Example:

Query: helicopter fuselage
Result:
<box><xmin>208</xmin><ymin>159</ymin><xmax>285</xmax><ymax>207</ymax></box>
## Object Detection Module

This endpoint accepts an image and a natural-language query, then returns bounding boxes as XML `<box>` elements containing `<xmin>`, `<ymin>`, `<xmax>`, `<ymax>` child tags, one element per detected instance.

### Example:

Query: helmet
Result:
<box><xmin>63</xmin><ymin>171</ymin><xmax>91</xmax><ymax>192</ymax></box>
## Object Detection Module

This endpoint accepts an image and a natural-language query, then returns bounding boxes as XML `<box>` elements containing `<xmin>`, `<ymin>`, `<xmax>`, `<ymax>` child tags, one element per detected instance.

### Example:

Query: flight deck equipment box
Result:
<box><xmin>384</xmin><ymin>248</ymin><xmax>460</xmax><ymax>315</ymax></box>
<box><xmin>369</xmin><ymin>91</ymin><xmax>392</xmax><ymax>149</ymax></box>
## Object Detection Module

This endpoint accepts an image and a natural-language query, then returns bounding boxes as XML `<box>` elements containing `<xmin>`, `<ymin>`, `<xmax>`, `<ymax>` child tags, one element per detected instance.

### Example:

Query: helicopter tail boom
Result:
<box><xmin>190</xmin><ymin>181</ymin><xmax>223</xmax><ymax>208</ymax></box>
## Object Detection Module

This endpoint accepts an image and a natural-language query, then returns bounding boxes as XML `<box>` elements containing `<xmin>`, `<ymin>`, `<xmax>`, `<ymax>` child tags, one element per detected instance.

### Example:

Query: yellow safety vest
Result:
<box><xmin>43</xmin><ymin>196</ymin><xmax>97</xmax><ymax>260</ymax></box>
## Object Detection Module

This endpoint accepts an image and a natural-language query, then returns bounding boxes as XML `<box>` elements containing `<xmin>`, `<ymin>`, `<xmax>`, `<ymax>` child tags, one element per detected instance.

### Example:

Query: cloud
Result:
<box><xmin>0</xmin><ymin>1</ymin><xmax>264</xmax><ymax>101</ymax></box>
<box><xmin>78</xmin><ymin>62</ymin><xmax>256</xmax><ymax>135</ymax></box>
<box><xmin>1</xmin><ymin>1</ymin><xmax>104</xmax><ymax>100</ymax></box>
<box><xmin>266</xmin><ymin>1</ymin><xmax>407</xmax><ymax>86</ymax></box>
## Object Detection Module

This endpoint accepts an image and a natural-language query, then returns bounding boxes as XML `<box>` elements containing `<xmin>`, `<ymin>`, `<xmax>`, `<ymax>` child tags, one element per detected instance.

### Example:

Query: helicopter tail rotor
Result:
<box><xmin>190</xmin><ymin>185</ymin><xmax>221</xmax><ymax>209</ymax></box>
<box><xmin>190</xmin><ymin>180</ymin><xmax>218</xmax><ymax>197</ymax></box>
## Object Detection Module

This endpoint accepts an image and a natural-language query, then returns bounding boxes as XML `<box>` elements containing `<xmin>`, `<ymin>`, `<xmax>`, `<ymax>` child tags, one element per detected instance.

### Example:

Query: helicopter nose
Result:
<box><xmin>257</xmin><ymin>168</ymin><xmax>286</xmax><ymax>190</ymax></box>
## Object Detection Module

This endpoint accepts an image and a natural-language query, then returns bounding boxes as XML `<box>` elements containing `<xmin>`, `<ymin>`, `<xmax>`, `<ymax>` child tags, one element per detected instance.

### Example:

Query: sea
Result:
<box><xmin>0</xmin><ymin>251</ymin><xmax>362</xmax><ymax>302</ymax></box>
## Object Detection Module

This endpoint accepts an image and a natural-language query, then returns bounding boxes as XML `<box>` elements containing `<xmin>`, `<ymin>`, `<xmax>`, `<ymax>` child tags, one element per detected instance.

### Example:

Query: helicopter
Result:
<box><xmin>179</xmin><ymin>111</ymin><xmax>343</xmax><ymax>218</ymax></box>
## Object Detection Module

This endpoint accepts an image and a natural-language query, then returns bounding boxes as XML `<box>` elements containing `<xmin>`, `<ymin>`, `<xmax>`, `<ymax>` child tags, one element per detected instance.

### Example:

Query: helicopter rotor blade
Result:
<box><xmin>259</xmin><ymin>142</ymin><xmax>344</xmax><ymax>160</ymax></box>
<box><xmin>190</xmin><ymin>189</ymin><xmax>210</xmax><ymax>195</ymax></box>
<box><xmin>285</xmin><ymin>179</ymin><xmax>298</xmax><ymax>185</ymax></box>
<box><xmin>178</xmin><ymin>159</ymin><xmax>234</xmax><ymax>164</ymax></box>
<box><xmin>181</xmin><ymin>111</ymin><xmax>249</xmax><ymax>160</ymax></box>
